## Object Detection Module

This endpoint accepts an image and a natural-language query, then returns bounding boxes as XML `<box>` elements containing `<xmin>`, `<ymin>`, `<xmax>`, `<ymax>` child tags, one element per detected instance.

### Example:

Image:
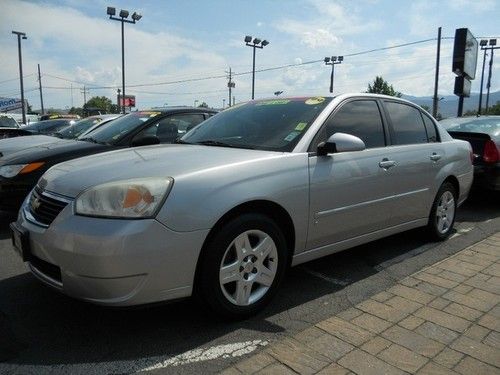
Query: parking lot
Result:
<box><xmin>0</xmin><ymin>190</ymin><xmax>498</xmax><ymax>375</ymax></box>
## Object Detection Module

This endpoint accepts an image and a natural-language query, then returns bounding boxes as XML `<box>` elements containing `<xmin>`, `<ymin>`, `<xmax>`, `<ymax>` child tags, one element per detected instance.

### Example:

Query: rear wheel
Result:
<box><xmin>427</xmin><ymin>182</ymin><xmax>457</xmax><ymax>241</ymax></box>
<box><xmin>197</xmin><ymin>213</ymin><xmax>287</xmax><ymax>319</ymax></box>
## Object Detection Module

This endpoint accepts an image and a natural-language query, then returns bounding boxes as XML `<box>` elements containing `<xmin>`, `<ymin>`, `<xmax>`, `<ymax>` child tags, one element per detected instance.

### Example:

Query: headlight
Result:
<box><xmin>75</xmin><ymin>177</ymin><xmax>173</xmax><ymax>218</ymax></box>
<box><xmin>0</xmin><ymin>162</ymin><xmax>45</xmax><ymax>178</ymax></box>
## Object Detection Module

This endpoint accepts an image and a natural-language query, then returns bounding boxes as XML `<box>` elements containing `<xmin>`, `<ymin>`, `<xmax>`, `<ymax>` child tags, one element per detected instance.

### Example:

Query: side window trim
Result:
<box><xmin>421</xmin><ymin>112</ymin><xmax>441</xmax><ymax>143</ymax></box>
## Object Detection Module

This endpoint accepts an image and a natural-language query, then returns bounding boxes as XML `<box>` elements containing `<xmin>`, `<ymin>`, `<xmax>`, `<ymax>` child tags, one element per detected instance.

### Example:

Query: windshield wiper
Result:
<box><xmin>79</xmin><ymin>137</ymin><xmax>107</xmax><ymax>145</ymax></box>
<box><xmin>194</xmin><ymin>140</ymin><xmax>243</xmax><ymax>148</ymax></box>
<box><xmin>174</xmin><ymin>138</ymin><xmax>192</xmax><ymax>144</ymax></box>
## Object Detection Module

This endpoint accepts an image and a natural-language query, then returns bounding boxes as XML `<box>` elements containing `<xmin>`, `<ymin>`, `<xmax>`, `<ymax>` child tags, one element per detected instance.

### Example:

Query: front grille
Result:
<box><xmin>29</xmin><ymin>187</ymin><xmax>68</xmax><ymax>226</ymax></box>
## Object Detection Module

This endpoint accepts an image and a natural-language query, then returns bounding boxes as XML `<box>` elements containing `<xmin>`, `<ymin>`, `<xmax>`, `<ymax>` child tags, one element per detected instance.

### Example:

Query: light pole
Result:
<box><xmin>478</xmin><ymin>39</ymin><xmax>489</xmax><ymax>115</ymax></box>
<box><xmin>485</xmin><ymin>39</ymin><xmax>499</xmax><ymax>114</ymax></box>
<box><xmin>324</xmin><ymin>56</ymin><xmax>343</xmax><ymax>94</ymax></box>
<box><xmin>194</xmin><ymin>99</ymin><xmax>199</xmax><ymax>107</ymax></box>
<box><xmin>12</xmin><ymin>31</ymin><xmax>27</xmax><ymax>124</ymax></box>
<box><xmin>244</xmin><ymin>36</ymin><xmax>269</xmax><ymax>100</ymax></box>
<box><xmin>107</xmin><ymin>7</ymin><xmax>142</xmax><ymax>114</ymax></box>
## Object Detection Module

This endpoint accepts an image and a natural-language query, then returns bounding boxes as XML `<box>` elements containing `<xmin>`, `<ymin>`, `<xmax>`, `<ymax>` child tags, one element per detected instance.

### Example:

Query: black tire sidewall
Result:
<box><xmin>198</xmin><ymin>213</ymin><xmax>288</xmax><ymax>319</ymax></box>
<box><xmin>428</xmin><ymin>182</ymin><xmax>458</xmax><ymax>241</ymax></box>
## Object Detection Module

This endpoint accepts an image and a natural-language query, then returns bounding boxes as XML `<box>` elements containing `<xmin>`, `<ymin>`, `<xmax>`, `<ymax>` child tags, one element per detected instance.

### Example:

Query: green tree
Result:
<box><xmin>83</xmin><ymin>96</ymin><xmax>118</xmax><ymax>114</ymax></box>
<box><xmin>420</xmin><ymin>105</ymin><xmax>430</xmax><ymax>112</ymax></box>
<box><xmin>69</xmin><ymin>106</ymin><xmax>84</xmax><ymax>116</ymax></box>
<box><xmin>366</xmin><ymin>76</ymin><xmax>402</xmax><ymax>97</ymax></box>
<box><xmin>198</xmin><ymin>101</ymin><xmax>209</xmax><ymax>108</ymax></box>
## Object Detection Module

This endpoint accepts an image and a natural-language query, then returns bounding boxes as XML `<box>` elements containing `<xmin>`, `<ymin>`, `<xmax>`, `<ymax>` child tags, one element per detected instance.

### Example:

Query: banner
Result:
<box><xmin>0</xmin><ymin>97</ymin><xmax>23</xmax><ymax>112</ymax></box>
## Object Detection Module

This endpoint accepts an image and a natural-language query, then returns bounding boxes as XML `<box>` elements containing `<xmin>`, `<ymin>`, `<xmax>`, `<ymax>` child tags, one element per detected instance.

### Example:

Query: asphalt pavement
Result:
<box><xmin>0</xmin><ymin>190</ymin><xmax>499</xmax><ymax>375</ymax></box>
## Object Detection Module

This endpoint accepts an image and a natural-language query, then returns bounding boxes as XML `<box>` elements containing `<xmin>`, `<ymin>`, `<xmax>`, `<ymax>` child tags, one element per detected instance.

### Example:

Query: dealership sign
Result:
<box><xmin>118</xmin><ymin>95</ymin><xmax>136</xmax><ymax>107</ymax></box>
<box><xmin>0</xmin><ymin>97</ymin><xmax>23</xmax><ymax>112</ymax></box>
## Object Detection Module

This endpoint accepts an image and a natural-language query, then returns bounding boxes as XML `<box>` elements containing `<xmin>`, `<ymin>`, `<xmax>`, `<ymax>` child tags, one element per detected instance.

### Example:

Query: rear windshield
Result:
<box><xmin>182</xmin><ymin>97</ymin><xmax>332</xmax><ymax>151</ymax></box>
<box><xmin>440</xmin><ymin>117</ymin><xmax>500</xmax><ymax>137</ymax></box>
<box><xmin>24</xmin><ymin>119</ymin><xmax>73</xmax><ymax>133</ymax></box>
<box><xmin>56</xmin><ymin>117</ymin><xmax>102</xmax><ymax>139</ymax></box>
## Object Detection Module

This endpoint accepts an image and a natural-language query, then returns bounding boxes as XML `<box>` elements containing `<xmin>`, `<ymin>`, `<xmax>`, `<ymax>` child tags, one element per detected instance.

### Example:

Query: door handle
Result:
<box><xmin>379</xmin><ymin>159</ymin><xmax>396</xmax><ymax>169</ymax></box>
<box><xmin>430</xmin><ymin>153</ymin><xmax>442</xmax><ymax>162</ymax></box>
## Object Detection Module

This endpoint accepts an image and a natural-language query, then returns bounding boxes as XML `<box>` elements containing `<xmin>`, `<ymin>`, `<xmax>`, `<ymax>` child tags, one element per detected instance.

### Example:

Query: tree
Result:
<box><xmin>198</xmin><ymin>102</ymin><xmax>209</xmax><ymax>108</ymax></box>
<box><xmin>83</xmin><ymin>96</ymin><xmax>118</xmax><ymax>114</ymax></box>
<box><xmin>366</xmin><ymin>76</ymin><xmax>402</xmax><ymax>97</ymax></box>
<box><xmin>69</xmin><ymin>107</ymin><xmax>84</xmax><ymax>117</ymax></box>
<box><xmin>420</xmin><ymin>105</ymin><xmax>430</xmax><ymax>112</ymax></box>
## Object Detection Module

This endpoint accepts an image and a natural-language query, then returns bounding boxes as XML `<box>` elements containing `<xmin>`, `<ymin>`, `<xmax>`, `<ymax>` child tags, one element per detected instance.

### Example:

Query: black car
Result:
<box><xmin>440</xmin><ymin>116</ymin><xmax>500</xmax><ymax>191</ymax></box>
<box><xmin>0</xmin><ymin>107</ymin><xmax>216</xmax><ymax>213</ymax></box>
<box><xmin>23</xmin><ymin>119</ymin><xmax>77</xmax><ymax>135</ymax></box>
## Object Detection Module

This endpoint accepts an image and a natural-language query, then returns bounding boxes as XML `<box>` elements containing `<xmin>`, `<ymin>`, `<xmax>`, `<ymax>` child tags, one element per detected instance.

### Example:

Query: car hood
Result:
<box><xmin>0</xmin><ymin>135</ymin><xmax>65</xmax><ymax>158</ymax></box>
<box><xmin>0</xmin><ymin>139</ymin><xmax>107</xmax><ymax>165</ymax></box>
<box><xmin>40</xmin><ymin>144</ymin><xmax>284</xmax><ymax>198</ymax></box>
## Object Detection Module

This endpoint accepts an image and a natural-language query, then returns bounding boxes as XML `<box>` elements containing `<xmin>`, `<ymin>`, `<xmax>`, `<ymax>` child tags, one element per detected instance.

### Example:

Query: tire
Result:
<box><xmin>197</xmin><ymin>213</ymin><xmax>288</xmax><ymax>319</ymax></box>
<box><xmin>427</xmin><ymin>182</ymin><xmax>457</xmax><ymax>241</ymax></box>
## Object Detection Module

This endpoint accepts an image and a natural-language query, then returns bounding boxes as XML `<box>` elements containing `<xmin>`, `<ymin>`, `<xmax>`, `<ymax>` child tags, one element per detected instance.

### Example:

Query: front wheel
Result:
<box><xmin>197</xmin><ymin>213</ymin><xmax>288</xmax><ymax>319</ymax></box>
<box><xmin>427</xmin><ymin>182</ymin><xmax>457</xmax><ymax>241</ymax></box>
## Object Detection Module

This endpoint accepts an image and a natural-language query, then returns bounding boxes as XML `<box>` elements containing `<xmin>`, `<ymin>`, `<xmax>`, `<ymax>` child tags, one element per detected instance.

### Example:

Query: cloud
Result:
<box><xmin>275</xmin><ymin>0</ymin><xmax>380</xmax><ymax>49</ymax></box>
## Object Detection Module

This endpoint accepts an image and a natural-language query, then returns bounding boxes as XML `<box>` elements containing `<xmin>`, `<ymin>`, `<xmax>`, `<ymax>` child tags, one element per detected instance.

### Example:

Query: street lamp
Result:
<box><xmin>244</xmin><ymin>35</ymin><xmax>269</xmax><ymax>100</ymax></box>
<box><xmin>12</xmin><ymin>31</ymin><xmax>27</xmax><ymax>124</ymax></box>
<box><xmin>324</xmin><ymin>55</ymin><xmax>343</xmax><ymax>94</ymax></box>
<box><xmin>107</xmin><ymin>6</ymin><xmax>142</xmax><ymax>114</ymax></box>
<box><xmin>485</xmin><ymin>39</ymin><xmax>499</xmax><ymax>113</ymax></box>
<box><xmin>274</xmin><ymin>91</ymin><xmax>283</xmax><ymax>96</ymax></box>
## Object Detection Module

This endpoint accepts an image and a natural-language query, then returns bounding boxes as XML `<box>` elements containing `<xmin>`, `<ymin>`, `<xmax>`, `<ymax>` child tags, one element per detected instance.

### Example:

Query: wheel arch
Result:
<box><xmin>193</xmin><ymin>200</ymin><xmax>296</xmax><ymax>290</ymax></box>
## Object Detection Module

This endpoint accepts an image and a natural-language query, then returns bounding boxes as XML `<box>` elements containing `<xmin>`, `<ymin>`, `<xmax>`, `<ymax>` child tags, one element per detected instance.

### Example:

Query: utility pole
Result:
<box><xmin>37</xmin><ymin>63</ymin><xmax>44</xmax><ymax>115</ymax></box>
<box><xmin>117</xmin><ymin>88</ymin><xmax>121</xmax><ymax>114</ymax></box>
<box><xmin>233</xmin><ymin>96</ymin><xmax>235</xmax><ymax>106</ymax></box>
<box><xmin>71</xmin><ymin>84</ymin><xmax>74</xmax><ymax>108</ymax></box>
<box><xmin>227</xmin><ymin>67</ymin><xmax>235</xmax><ymax>107</ymax></box>
<box><xmin>12</xmin><ymin>31</ymin><xmax>27</xmax><ymax>124</ymax></box>
<box><xmin>432</xmin><ymin>27</ymin><xmax>441</xmax><ymax>118</ymax></box>
<box><xmin>223</xmin><ymin>99</ymin><xmax>226</xmax><ymax>109</ymax></box>
<box><xmin>81</xmin><ymin>86</ymin><xmax>89</xmax><ymax>107</ymax></box>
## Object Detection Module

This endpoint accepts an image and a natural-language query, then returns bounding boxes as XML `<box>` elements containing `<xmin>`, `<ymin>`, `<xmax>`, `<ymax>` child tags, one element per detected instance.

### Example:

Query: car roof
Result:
<box><xmin>146</xmin><ymin>106</ymin><xmax>218</xmax><ymax>114</ymax></box>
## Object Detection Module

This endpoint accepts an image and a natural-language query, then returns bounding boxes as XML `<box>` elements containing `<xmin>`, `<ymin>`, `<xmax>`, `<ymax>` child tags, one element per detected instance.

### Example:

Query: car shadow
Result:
<box><xmin>0</xmin><ymin>196</ymin><xmax>496</xmax><ymax>369</ymax></box>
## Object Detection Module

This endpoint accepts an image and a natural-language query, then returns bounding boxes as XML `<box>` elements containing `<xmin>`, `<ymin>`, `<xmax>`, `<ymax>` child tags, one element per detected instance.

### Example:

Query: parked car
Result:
<box><xmin>0</xmin><ymin>114</ymin><xmax>29</xmax><ymax>139</ymax></box>
<box><xmin>10</xmin><ymin>94</ymin><xmax>473</xmax><ymax>318</ymax></box>
<box><xmin>0</xmin><ymin>107</ymin><xmax>215</xmax><ymax>212</ymax></box>
<box><xmin>22</xmin><ymin>119</ymin><xmax>77</xmax><ymax>135</ymax></box>
<box><xmin>0</xmin><ymin>115</ymin><xmax>121</xmax><ymax>158</ymax></box>
<box><xmin>440</xmin><ymin>116</ymin><xmax>499</xmax><ymax>191</ymax></box>
<box><xmin>39</xmin><ymin>113</ymin><xmax>80</xmax><ymax>121</ymax></box>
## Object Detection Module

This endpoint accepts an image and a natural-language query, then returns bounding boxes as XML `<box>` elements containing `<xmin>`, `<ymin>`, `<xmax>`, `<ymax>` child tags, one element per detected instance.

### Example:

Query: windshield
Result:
<box><xmin>56</xmin><ymin>117</ymin><xmax>102</xmax><ymax>139</ymax></box>
<box><xmin>81</xmin><ymin>111</ymin><xmax>162</xmax><ymax>144</ymax></box>
<box><xmin>440</xmin><ymin>117</ymin><xmax>500</xmax><ymax>137</ymax></box>
<box><xmin>181</xmin><ymin>97</ymin><xmax>332</xmax><ymax>151</ymax></box>
<box><xmin>24</xmin><ymin>119</ymin><xmax>73</xmax><ymax>133</ymax></box>
<box><xmin>0</xmin><ymin>116</ymin><xmax>19</xmax><ymax>128</ymax></box>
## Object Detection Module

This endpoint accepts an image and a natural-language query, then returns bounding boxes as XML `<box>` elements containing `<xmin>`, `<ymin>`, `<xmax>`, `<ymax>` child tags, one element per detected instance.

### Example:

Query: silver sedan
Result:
<box><xmin>11</xmin><ymin>94</ymin><xmax>473</xmax><ymax>318</ymax></box>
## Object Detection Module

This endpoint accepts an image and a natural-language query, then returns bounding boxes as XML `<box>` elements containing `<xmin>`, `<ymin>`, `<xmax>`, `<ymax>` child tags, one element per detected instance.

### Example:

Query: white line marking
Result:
<box><xmin>0</xmin><ymin>340</ymin><xmax>268</xmax><ymax>375</ymax></box>
<box><xmin>302</xmin><ymin>267</ymin><xmax>349</xmax><ymax>286</ymax></box>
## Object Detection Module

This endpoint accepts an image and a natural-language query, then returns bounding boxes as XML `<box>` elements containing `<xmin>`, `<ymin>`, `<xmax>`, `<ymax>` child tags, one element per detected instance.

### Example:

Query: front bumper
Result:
<box><xmin>14</xmin><ymin>199</ymin><xmax>210</xmax><ymax>306</ymax></box>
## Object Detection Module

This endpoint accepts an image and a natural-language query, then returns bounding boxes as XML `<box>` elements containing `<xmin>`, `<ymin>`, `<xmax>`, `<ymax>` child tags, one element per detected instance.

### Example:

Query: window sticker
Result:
<box><xmin>255</xmin><ymin>99</ymin><xmax>291</xmax><ymax>106</ymax></box>
<box><xmin>138</xmin><ymin>111</ymin><xmax>162</xmax><ymax>117</ymax></box>
<box><xmin>295</xmin><ymin>122</ymin><xmax>307</xmax><ymax>131</ymax></box>
<box><xmin>284</xmin><ymin>131</ymin><xmax>300</xmax><ymax>141</ymax></box>
<box><xmin>305</xmin><ymin>97</ymin><xmax>325</xmax><ymax>105</ymax></box>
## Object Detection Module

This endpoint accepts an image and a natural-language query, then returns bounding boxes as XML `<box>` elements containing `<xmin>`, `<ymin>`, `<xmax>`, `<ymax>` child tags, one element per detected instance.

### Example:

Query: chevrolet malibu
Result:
<box><xmin>11</xmin><ymin>94</ymin><xmax>473</xmax><ymax>318</ymax></box>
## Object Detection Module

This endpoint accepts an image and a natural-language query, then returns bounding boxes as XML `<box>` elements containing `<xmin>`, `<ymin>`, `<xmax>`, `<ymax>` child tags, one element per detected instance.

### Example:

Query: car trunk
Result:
<box><xmin>448</xmin><ymin>131</ymin><xmax>491</xmax><ymax>164</ymax></box>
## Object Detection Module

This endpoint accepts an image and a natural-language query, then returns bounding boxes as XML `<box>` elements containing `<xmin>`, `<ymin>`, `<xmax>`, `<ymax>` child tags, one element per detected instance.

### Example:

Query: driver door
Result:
<box><xmin>307</xmin><ymin>99</ymin><xmax>396</xmax><ymax>250</ymax></box>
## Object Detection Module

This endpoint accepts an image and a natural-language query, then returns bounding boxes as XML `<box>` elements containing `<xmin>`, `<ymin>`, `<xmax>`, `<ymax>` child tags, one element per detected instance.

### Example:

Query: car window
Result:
<box><xmin>315</xmin><ymin>100</ymin><xmax>385</xmax><ymax>149</ymax></box>
<box><xmin>385</xmin><ymin>101</ymin><xmax>428</xmax><ymax>145</ymax></box>
<box><xmin>422</xmin><ymin>114</ymin><xmax>438</xmax><ymax>142</ymax></box>
<box><xmin>83</xmin><ymin>111</ymin><xmax>162</xmax><ymax>144</ymax></box>
<box><xmin>135</xmin><ymin>113</ymin><xmax>205</xmax><ymax>143</ymax></box>
<box><xmin>440</xmin><ymin>117</ymin><xmax>500</xmax><ymax>137</ymax></box>
<box><xmin>0</xmin><ymin>116</ymin><xmax>19</xmax><ymax>128</ymax></box>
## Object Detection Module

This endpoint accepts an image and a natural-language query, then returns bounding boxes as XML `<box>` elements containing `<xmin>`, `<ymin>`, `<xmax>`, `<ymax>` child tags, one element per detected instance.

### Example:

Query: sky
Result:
<box><xmin>0</xmin><ymin>0</ymin><xmax>499</xmax><ymax>111</ymax></box>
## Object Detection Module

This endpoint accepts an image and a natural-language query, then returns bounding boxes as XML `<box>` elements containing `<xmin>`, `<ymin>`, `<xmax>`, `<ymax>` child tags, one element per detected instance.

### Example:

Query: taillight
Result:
<box><xmin>483</xmin><ymin>140</ymin><xmax>499</xmax><ymax>163</ymax></box>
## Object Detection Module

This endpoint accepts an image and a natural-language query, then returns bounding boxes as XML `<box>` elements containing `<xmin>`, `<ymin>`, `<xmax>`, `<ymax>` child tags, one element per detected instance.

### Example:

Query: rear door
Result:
<box><xmin>307</xmin><ymin>99</ymin><xmax>395</xmax><ymax>249</ymax></box>
<box><xmin>382</xmin><ymin>101</ymin><xmax>443</xmax><ymax>225</ymax></box>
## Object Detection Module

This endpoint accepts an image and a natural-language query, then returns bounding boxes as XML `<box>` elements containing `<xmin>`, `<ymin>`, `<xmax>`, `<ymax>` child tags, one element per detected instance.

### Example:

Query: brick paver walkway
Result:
<box><xmin>222</xmin><ymin>233</ymin><xmax>500</xmax><ymax>375</ymax></box>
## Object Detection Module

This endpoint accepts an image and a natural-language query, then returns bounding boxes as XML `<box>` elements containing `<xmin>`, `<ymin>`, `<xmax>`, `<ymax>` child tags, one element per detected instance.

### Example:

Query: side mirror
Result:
<box><xmin>317</xmin><ymin>132</ymin><xmax>366</xmax><ymax>156</ymax></box>
<box><xmin>131</xmin><ymin>135</ymin><xmax>160</xmax><ymax>147</ymax></box>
